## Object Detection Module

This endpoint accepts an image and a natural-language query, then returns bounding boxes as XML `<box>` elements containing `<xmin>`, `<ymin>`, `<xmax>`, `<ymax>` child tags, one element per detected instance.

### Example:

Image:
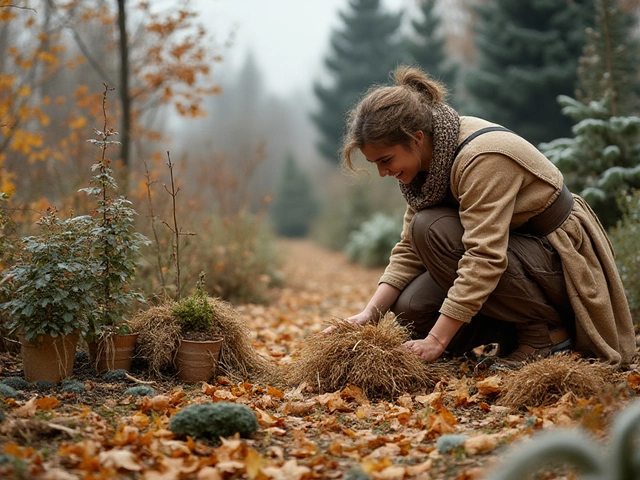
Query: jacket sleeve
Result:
<box><xmin>440</xmin><ymin>153</ymin><xmax>525</xmax><ymax>323</ymax></box>
<box><xmin>378</xmin><ymin>206</ymin><xmax>426</xmax><ymax>290</ymax></box>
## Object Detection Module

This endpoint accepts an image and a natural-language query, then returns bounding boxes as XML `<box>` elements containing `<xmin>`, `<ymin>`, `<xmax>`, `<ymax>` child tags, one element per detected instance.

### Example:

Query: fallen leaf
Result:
<box><xmin>98</xmin><ymin>449</ymin><xmax>142</xmax><ymax>471</ymax></box>
<box><xmin>476</xmin><ymin>376</ymin><xmax>502</xmax><ymax>396</ymax></box>
<box><xmin>463</xmin><ymin>434</ymin><xmax>499</xmax><ymax>455</ymax></box>
<box><xmin>282</xmin><ymin>400</ymin><xmax>316</xmax><ymax>416</ymax></box>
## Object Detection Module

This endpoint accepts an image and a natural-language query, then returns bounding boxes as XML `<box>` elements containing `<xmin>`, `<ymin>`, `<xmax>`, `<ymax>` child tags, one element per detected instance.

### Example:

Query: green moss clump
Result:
<box><xmin>33</xmin><ymin>380</ymin><xmax>55</xmax><ymax>392</ymax></box>
<box><xmin>124</xmin><ymin>386</ymin><xmax>156</xmax><ymax>397</ymax></box>
<box><xmin>61</xmin><ymin>380</ymin><xmax>85</xmax><ymax>394</ymax></box>
<box><xmin>172</xmin><ymin>272</ymin><xmax>213</xmax><ymax>333</ymax></box>
<box><xmin>1</xmin><ymin>376</ymin><xmax>29</xmax><ymax>390</ymax></box>
<box><xmin>102</xmin><ymin>369</ymin><xmax>128</xmax><ymax>382</ymax></box>
<box><xmin>168</xmin><ymin>402</ymin><xmax>258</xmax><ymax>440</ymax></box>
<box><xmin>0</xmin><ymin>384</ymin><xmax>17</xmax><ymax>399</ymax></box>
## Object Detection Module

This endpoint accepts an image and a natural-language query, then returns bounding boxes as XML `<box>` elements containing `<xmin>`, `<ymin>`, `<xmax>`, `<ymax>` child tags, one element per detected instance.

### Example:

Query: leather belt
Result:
<box><xmin>517</xmin><ymin>184</ymin><xmax>574</xmax><ymax>236</ymax></box>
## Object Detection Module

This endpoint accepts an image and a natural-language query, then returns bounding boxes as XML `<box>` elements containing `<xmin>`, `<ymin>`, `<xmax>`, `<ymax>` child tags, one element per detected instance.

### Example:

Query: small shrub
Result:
<box><xmin>61</xmin><ymin>380</ymin><xmax>85</xmax><ymax>394</ymax></box>
<box><xmin>345</xmin><ymin>212</ymin><xmax>402</xmax><ymax>268</ymax></box>
<box><xmin>33</xmin><ymin>380</ymin><xmax>55</xmax><ymax>392</ymax></box>
<box><xmin>168</xmin><ymin>402</ymin><xmax>259</xmax><ymax>440</ymax></box>
<box><xmin>102</xmin><ymin>369</ymin><xmax>128</xmax><ymax>382</ymax></box>
<box><xmin>0</xmin><ymin>384</ymin><xmax>17</xmax><ymax>399</ymax></box>
<box><xmin>1</xmin><ymin>377</ymin><xmax>29</xmax><ymax>390</ymax></box>
<box><xmin>124</xmin><ymin>386</ymin><xmax>157</xmax><ymax>397</ymax></box>
<box><xmin>172</xmin><ymin>273</ymin><xmax>213</xmax><ymax>333</ymax></box>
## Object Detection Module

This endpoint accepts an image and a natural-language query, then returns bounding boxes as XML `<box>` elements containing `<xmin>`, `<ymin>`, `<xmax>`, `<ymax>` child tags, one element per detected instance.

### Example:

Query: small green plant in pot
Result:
<box><xmin>173</xmin><ymin>273</ymin><xmax>224</xmax><ymax>383</ymax></box>
<box><xmin>0</xmin><ymin>208</ymin><xmax>98</xmax><ymax>382</ymax></box>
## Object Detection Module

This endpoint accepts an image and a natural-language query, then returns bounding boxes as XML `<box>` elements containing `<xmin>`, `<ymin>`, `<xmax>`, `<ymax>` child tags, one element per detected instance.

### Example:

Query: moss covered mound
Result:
<box><xmin>169</xmin><ymin>402</ymin><xmax>259</xmax><ymax>441</ymax></box>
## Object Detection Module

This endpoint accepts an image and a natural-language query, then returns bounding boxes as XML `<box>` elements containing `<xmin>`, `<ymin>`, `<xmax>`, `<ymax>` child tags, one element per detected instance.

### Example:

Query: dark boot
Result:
<box><xmin>490</xmin><ymin>322</ymin><xmax>572</xmax><ymax>371</ymax></box>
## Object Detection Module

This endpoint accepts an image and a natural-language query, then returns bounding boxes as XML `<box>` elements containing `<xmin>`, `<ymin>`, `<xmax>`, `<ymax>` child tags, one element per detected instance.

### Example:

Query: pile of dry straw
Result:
<box><xmin>286</xmin><ymin>312</ymin><xmax>452</xmax><ymax>399</ymax></box>
<box><xmin>498</xmin><ymin>354</ymin><xmax>620</xmax><ymax>409</ymax></box>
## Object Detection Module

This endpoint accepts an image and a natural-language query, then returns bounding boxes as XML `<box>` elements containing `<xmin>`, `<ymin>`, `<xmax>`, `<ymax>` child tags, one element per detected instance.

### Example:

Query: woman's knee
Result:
<box><xmin>411</xmin><ymin>207</ymin><xmax>464</xmax><ymax>260</ymax></box>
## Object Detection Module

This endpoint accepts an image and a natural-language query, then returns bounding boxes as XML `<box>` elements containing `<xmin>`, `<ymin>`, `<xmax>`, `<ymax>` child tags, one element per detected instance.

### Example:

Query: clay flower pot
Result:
<box><xmin>176</xmin><ymin>337</ymin><xmax>224</xmax><ymax>384</ymax></box>
<box><xmin>19</xmin><ymin>333</ymin><xmax>79</xmax><ymax>383</ymax></box>
<box><xmin>89</xmin><ymin>332</ymin><xmax>139</xmax><ymax>374</ymax></box>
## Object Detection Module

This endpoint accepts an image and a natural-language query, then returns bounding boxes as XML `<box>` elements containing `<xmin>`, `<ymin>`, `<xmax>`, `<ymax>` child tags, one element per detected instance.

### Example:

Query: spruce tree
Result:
<box><xmin>540</xmin><ymin>0</ymin><xmax>640</xmax><ymax>229</ymax></box>
<box><xmin>312</xmin><ymin>0</ymin><xmax>404</xmax><ymax>163</ymax></box>
<box><xmin>464</xmin><ymin>0</ymin><xmax>593</xmax><ymax>145</ymax></box>
<box><xmin>407</xmin><ymin>0</ymin><xmax>458</xmax><ymax>102</ymax></box>
<box><xmin>270</xmin><ymin>154</ymin><xmax>318</xmax><ymax>238</ymax></box>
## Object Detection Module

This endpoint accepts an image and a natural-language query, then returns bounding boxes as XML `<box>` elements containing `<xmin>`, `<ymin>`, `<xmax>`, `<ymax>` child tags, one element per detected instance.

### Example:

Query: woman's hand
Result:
<box><xmin>403</xmin><ymin>333</ymin><xmax>446</xmax><ymax>362</ymax></box>
<box><xmin>321</xmin><ymin>311</ymin><xmax>374</xmax><ymax>334</ymax></box>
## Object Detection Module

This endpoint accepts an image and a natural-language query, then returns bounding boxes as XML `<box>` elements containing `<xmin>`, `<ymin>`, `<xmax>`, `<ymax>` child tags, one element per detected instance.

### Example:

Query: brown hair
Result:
<box><xmin>341</xmin><ymin>65</ymin><xmax>447</xmax><ymax>171</ymax></box>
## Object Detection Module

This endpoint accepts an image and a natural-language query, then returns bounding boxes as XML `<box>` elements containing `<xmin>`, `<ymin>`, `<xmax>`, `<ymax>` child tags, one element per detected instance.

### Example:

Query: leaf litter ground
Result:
<box><xmin>0</xmin><ymin>239</ymin><xmax>639</xmax><ymax>479</ymax></box>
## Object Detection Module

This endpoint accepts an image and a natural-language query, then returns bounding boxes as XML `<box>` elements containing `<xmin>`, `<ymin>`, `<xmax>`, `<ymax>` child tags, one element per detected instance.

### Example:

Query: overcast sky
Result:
<box><xmin>194</xmin><ymin>0</ymin><xmax>410</xmax><ymax>97</ymax></box>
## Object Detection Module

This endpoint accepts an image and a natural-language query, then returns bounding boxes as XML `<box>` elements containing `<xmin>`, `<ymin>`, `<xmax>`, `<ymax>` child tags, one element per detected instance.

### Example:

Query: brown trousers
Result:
<box><xmin>391</xmin><ymin>207</ymin><xmax>574</xmax><ymax>355</ymax></box>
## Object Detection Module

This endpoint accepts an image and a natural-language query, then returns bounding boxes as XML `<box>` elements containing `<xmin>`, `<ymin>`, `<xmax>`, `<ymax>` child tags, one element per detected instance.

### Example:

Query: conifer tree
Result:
<box><xmin>407</xmin><ymin>0</ymin><xmax>458</xmax><ymax>102</ymax></box>
<box><xmin>270</xmin><ymin>154</ymin><xmax>318</xmax><ymax>238</ymax></box>
<box><xmin>312</xmin><ymin>0</ymin><xmax>404</xmax><ymax>163</ymax></box>
<box><xmin>464</xmin><ymin>0</ymin><xmax>593</xmax><ymax>145</ymax></box>
<box><xmin>540</xmin><ymin>0</ymin><xmax>640</xmax><ymax>229</ymax></box>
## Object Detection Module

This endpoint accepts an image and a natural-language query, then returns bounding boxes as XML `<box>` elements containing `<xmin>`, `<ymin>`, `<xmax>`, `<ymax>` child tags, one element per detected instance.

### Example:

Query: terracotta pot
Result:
<box><xmin>89</xmin><ymin>332</ymin><xmax>138</xmax><ymax>374</ymax></box>
<box><xmin>19</xmin><ymin>333</ymin><xmax>79</xmax><ymax>383</ymax></box>
<box><xmin>176</xmin><ymin>337</ymin><xmax>224</xmax><ymax>383</ymax></box>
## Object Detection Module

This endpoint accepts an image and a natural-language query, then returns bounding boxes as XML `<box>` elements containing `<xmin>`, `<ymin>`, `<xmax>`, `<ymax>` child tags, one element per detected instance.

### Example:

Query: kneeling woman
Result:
<box><xmin>339</xmin><ymin>65</ymin><xmax>635</xmax><ymax>369</ymax></box>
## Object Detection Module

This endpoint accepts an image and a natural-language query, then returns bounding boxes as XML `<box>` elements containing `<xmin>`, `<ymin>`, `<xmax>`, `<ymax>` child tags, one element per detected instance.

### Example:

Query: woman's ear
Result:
<box><xmin>413</xmin><ymin>130</ymin><xmax>425</xmax><ymax>147</ymax></box>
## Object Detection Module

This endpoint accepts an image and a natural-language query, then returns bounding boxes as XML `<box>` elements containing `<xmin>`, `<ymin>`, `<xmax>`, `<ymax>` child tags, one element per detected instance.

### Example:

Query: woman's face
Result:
<box><xmin>360</xmin><ymin>131</ymin><xmax>432</xmax><ymax>184</ymax></box>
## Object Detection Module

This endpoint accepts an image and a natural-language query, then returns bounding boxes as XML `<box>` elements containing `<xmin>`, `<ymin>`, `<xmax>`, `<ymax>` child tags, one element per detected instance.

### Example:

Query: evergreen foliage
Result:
<box><xmin>540</xmin><ymin>97</ymin><xmax>640</xmax><ymax>228</ymax></box>
<box><xmin>124</xmin><ymin>386</ymin><xmax>156</xmax><ymax>397</ymax></box>
<box><xmin>464</xmin><ymin>0</ymin><xmax>593</xmax><ymax>145</ymax></box>
<box><xmin>168</xmin><ymin>402</ymin><xmax>259</xmax><ymax>440</ymax></box>
<box><xmin>312</xmin><ymin>0</ymin><xmax>404</xmax><ymax>163</ymax></box>
<box><xmin>345</xmin><ymin>212</ymin><xmax>402</xmax><ymax>268</ymax></box>
<box><xmin>407</xmin><ymin>0</ymin><xmax>458</xmax><ymax>102</ymax></box>
<box><xmin>270</xmin><ymin>154</ymin><xmax>318</xmax><ymax>237</ymax></box>
<box><xmin>576</xmin><ymin>0</ymin><xmax>640</xmax><ymax>115</ymax></box>
<box><xmin>540</xmin><ymin>0</ymin><xmax>640</xmax><ymax>229</ymax></box>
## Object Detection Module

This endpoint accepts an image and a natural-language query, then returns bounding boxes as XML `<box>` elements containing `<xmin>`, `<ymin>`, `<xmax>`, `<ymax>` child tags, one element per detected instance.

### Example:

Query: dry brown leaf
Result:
<box><xmin>476</xmin><ymin>376</ymin><xmax>502</xmax><ymax>396</ymax></box>
<box><xmin>98</xmin><ymin>449</ymin><xmax>142</xmax><ymax>471</ymax></box>
<box><xmin>282</xmin><ymin>400</ymin><xmax>316</xmax><ymax>416</ymax></box>
<box><xmin>463</xmin><ymin>434</ymin><xmax>499</xmax><ymax>455</ymax></box>
<box><xmin>15</xmin><ymin>397</ymin><xmax>38</xmax><ymax>418</ymax></box>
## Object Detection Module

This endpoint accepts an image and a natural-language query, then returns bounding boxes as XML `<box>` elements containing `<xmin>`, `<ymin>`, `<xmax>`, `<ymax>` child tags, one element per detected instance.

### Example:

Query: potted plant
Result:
<box><xmin>1</xmin><ymin>208</ymin><xmax>98</xmax><ymax>382</ymax></box>
<box><xmin>173</xmin><ymin>273</ymin><xmax>224</xmax><ymax>383</ymax></box>
<box><xmin>81</xmin><ymin>95</ymin><xmax>148</xmax><ymax>373</ymax></box>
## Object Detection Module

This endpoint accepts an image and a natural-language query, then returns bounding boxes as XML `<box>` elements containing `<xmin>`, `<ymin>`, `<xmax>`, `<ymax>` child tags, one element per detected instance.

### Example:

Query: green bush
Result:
<box><xmin>610</xmin><ymin>190</ymin><xmax>640</xmax><ymax>321</ymax></box>
<box><xmin>1</xmin><ymin>377</ymin><xmax>29</xmax><ymax>390</ymax></box>
<box><xmin>124</xmin><ymin>386</ymin><xmax>156</xmax><ymax>397</ymax></box>
<box><xmin>168</xmin><ymin>402</ymin><xmax>259</xmax><ymax>440</ymax></box>
<box><xmin>0</xmin><ymin>384</ymin><xmax>17</xmax><ymax>399</ymax></box>
<box><xmin>172</xmin><ymin>273</ymin><xmax>213</xmax><ymax>332</ymax></box>
<box><xmin>61</xmin><ymin>380</ymin><xmax>85</xmax><ymax>394</ymax></box>
<box><xmin>345</xmin><ymin>212</ymin><xmax>403</xmax><ymax>268</ymax></box>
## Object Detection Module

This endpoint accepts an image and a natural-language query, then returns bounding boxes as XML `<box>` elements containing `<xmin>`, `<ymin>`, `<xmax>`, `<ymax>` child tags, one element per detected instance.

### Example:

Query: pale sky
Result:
<box><xmin>194</xmin><ymin>0</ymin><xmax>411</xmax><ymax>97</ymax></box>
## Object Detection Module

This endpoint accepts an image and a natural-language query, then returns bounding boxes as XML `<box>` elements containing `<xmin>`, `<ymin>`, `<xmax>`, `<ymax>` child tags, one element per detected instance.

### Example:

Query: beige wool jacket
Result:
<box><xmin>380</xmin><ymin>116</ymin><xmax>636</xmax><ymax>365</ymax></box>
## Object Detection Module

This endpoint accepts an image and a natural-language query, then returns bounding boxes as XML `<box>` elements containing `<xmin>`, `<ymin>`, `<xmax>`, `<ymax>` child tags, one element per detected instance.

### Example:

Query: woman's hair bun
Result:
<box><xmin>393</xmin><ymin>65</ymin><xmax>446</xmax><ymax>104</ymax></box>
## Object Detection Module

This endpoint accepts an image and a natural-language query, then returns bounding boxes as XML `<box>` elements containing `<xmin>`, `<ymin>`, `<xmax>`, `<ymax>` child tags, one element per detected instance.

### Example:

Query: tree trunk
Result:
<box><xmin>117</xmin><ymin>0</ymin><xmax>131</xmax><ymax>177</ymax></box>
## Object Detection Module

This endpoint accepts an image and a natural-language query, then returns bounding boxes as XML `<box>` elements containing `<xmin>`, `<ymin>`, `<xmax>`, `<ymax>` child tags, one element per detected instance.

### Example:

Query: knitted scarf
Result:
<box><xmin>399</xmin><ymin>102</ymin><xmax>460</xmax><ymax>211</ymax></box>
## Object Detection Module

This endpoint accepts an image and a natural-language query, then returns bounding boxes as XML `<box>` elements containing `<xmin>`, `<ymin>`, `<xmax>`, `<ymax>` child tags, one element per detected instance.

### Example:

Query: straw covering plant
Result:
<box><xmin>497</xmin><ymin>354</ymin><xmax>619</xmax><ymax>409</ymax></box>
<box><xmin>129</xmin><ymin>296</ymin><xmax>281</xmax><ymax>383</ymax></box>
<box><xmin>286</xmin><ymin>312</ymin><xmax>452</xmax><ymax>400</ymax></box>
